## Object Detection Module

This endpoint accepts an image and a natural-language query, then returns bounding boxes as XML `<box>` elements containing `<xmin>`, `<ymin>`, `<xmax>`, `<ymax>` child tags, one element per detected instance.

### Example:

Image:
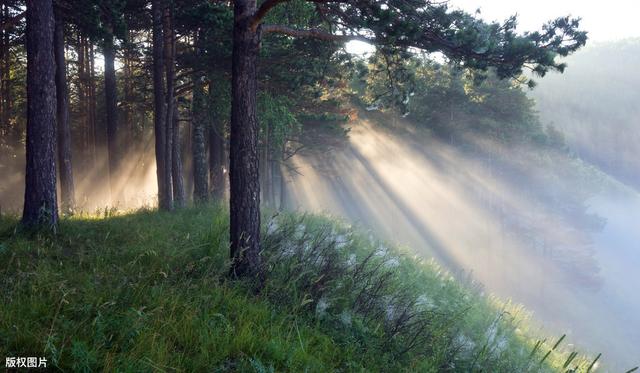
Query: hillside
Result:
<box><xmin>0</xmin><ymin>206</ymin><xmax>596</xmax><ymax>372</ymax></box>
<box><xmin>532</xmin><ymin>39</ymin><xmax>640</xmax><ymax>190</ymax></box>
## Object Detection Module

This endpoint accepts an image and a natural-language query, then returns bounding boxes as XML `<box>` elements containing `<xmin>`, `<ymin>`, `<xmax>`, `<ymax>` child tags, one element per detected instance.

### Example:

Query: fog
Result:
<box><xmin>2</xmin><ymin>39</ymin><xmax>638</xmax><ymax>371</ymax></box>
<box><xmin>285</xmin><ymin>109</ymin><xmax>639</xmax><ymax>369</ymax></box>
<box><xmin>2</xmin><ymin>102</ymin><xmax>637</xmax><ymax>368</ymax></box>
<box><xmin>0</xmin><ymin>131</ymin><xmax>158</xmax><ymax>213</ymax></box>
<box><xmin>532</xmin><ymin>39</ymin><xmax>640</xmax><ymax>190</ymax></box>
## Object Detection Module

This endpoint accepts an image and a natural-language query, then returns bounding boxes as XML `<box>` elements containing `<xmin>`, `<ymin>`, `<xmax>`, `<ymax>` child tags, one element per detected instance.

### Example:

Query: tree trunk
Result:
<box><xmin>88</xmin><ymin>42</ymin><xmax>97</xmax><ymax>170</ymax></box>
<box><xmin>1</xmin><ymin>0</ymin><xmax>12</xmax><ymax>142</ymax></box>
<box><xmin>209</xmin><ymin>119</ymin><xmax>225</xmax><ymax>200</ymax></box>
<box><xmin>162</xmin><ymin>4</ymin><xmax>175</xmax><ymax>209</ymax></box>
<box><xmin>279</xmin><ymin>162</ymin><xmax>287</xmax><ymax>210</ymax></box>
<box><xmin>270</xmin><ymin>156</ymin><xmax>278</xmax><ymax>208</ymax></box>
<box><xmin>76</xmin><ymin>33</ymin><xmax>87</xmax><ymax>164</ymax></box>
<box><xmin>123</xmin><ymin>27</ymin><xmax>134</xmax><ymax>153</ymax></box>
<box><xmin>172</xmin><ymin>104</ymin><xmax>185</xmax><ymax>207</ymax></box>
<box><xmin>191</xmin><ymin>63</ymin><xmax>208</xmax><ymax>203</ymax></box>
<box><xmin>22</xmin><ymin>0</ymin><xmax>58</xmax><ymax>228</ymax></box>
<box><xmin>261</xmin><ymin>124</ymin><xmax>272</xmax><ymax>207</ymax></box>
<box><xmin>208</xmin><ymin>80</ymin><xmax>225</xmax><ymax>201</ymax></box>
<box><xmin>54</xmin><ymin>9</ymin><xmax>75</xmax><ymax>213</ymax></box>
<box><xmin>152</xmin><ymin>0</ymin><xmax>169</xmax><ymax>210</ymax></box>
<box><xmin>104</xmin><ymin>33</ymin><xmax>118</xmax><ymax>201</ymax></box>
<box><xmin>0</xmin><ymin>1</ymin><xmax>6</xmax><ymax>134</ymax></box>
<box><xmin>229</xmin><ymin>0</ymin><xmax>262</xmax><ymax>278</ymax></box>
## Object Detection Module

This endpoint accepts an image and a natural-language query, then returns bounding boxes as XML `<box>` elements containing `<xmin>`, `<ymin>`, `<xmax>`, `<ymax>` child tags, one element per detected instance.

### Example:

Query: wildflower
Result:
<box><xmin>374</xmin><ymin>245</ymin><xmax>388</xmax><ymax>257</ymax></box>
<box><xmin>485</xmin><ymin>323</ymin><xmax>498</xmax><ymax>345</ymax></box>
<box><xmin>334</xmin><ymin>234</ymin><xmax>348</xmax><ymax>249</ymax></box>
<box><xmin>386</xmin><ymin>305</ymin><xmax>395</xmax><ymax>321</ymax></box>
<box><xmin>454</xmin><ymin>333</ymin><xmax>476</xmax><ymax>354</ymax></box>
<box><xmin>494</xmin><ymin>336</ymin><xmax>509</xmax><ymax>355</ymax></box>
<box><xmin>266</xmin><ymin>219</ymin><xmax>279</xmax><ymax>235</ymax></box>
<box><xmin>281</xmin><ymin>243</ymin><xmax>296</xmax><ymax>257</ymax></box>
<box><xmin>316</xmin><ymin>297</ymin><xmax>329</xmax><ymax>316</ymax></box>
<box><xmin>415</xmin><ymin>294</ymin><xmax>435</xmax><ymax>310</ymax></box>
<box><xmin>294</xmin><ymin>223</ymin><xmax>306</xmax><ymax>238</ymax></box>
<box><xmin>346</xmin><ymin>254</ymin><xmax>357</xmax><ymax>266</ymax></box>
<box><xmin>384</xmin><ymin>257</ymin><xmax>400</xmax><ymax>268</ymax></box>
<box><xmin>340</xmin><ymin>311</ymin><xmax>352</xmax><ymax>326</ymax></box>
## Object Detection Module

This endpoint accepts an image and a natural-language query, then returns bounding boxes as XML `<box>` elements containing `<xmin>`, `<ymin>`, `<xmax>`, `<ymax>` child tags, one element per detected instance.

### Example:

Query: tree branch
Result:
<box><xmin>251</xmin><ymin>0</ymin><xmax>291</xmax><ymax>31</ymax></box>
<box><xmin>261</xmin><ymin>24</ymin><xmax>373</xmax><ymax>44</ymax></box>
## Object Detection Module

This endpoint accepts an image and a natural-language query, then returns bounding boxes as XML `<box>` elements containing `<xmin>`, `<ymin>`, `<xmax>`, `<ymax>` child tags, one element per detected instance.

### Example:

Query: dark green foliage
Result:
<box><xmin>308</xmin><ymin>1</ymin><xmax>586</xmax><ymax>82</ymax></box>
<box><xmin>359</xmin><ymin>54</ymin><xmax>566</xmax><ymax>148</ymax></box>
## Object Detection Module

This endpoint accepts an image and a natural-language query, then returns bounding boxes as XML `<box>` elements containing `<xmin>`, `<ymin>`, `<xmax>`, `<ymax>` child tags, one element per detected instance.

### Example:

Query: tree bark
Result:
<box><xmin>172</xmin><ymin>104</ymin><xmax>185</xmax><ymax>207</ymax></box>
<box><xmin>270</xmin><ymin>155</ymin><xmax>279</xmax><ymax>208</ymax></box>
<box><xmin>152</xmin><ymin>0</ymin><xmax>169</xmax><ymax>210</ymax></box>
<box><xmin>104</xmin><ymin>32</ymin><xmax>118</xmax><ymax>200</ymax></box>
<box><xmin>123</xmin><ymin>27</ymin><xmax>134</xmax><ymax>153</ymax></box>
<box><xmin>22</xmin><ymin>0</ymin><xmax>58</xmax><ymax>228</ymax></box>
<box><xmin>261</xmin><ymin>123</ymin><xmax>271</xmax><ymax>207</ymax></box>
<box><xmin>209</xmin><ymin>118</ymin><xmax>225</xmax><ymax>201</ymax></box>
<box><xmin>54</xmin><ymin>9</ymin><xmax>75</xmax><ymax>213</ymax></box>
<box><xmin>1</xmin><ymin>0</ymin><xmax>12</xmax><ymax>141</ymax></box>
<box><xmin>279</xmin><ymin>161</ymin><xmax>287</xmax><ymax>210</ymax></box>
<box><xmin>76</xmin><ymin>33</ymin><xmax>87</xmax><ymax>163</ymax></box>
<box><xmin>191</xmin><ymin>63</ymin><xmax>208</xmax><ymax>203</ymax></box>
<box><xmin>0</xmin><ymin>1</ymin><xmax>6</xmax><ymax>134</ymax></box>
<box><xmin>208</xmin><ymin>79</ymin><xmax>225</xmax><ymax>201</ymax></box>
<box><xmin>162</xmin><ymin>3</ymin><xmax>175</xmax><ymax>209</ymax></box>
<box><xmin>229</xmin><ymin>0</ymin><xmax>262</xmax><ymax>278</ymax></box>
<box><xmin>88</xmin><ymin>41</ymin><xmax>97</xmax><ymax>170</ymax></box>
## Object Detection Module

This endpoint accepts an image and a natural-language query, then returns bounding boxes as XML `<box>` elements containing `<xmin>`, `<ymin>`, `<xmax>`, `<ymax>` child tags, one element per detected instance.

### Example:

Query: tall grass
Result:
<box><xmin>0</xmin><ymin>206</ymin><xmax>615</xmax><ymax>371</ymax></box>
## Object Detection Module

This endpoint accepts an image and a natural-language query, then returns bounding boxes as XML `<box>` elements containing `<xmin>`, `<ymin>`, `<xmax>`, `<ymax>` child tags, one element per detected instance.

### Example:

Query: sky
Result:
<box><xmin>453</xmin><ymin>0</ymin><xmax>640</xmax><ymax>42</ymax></box>
<box><xmin>346</xmin><ymin>0</ymin><xmax>640</xmax><ymax>54</ymax></box>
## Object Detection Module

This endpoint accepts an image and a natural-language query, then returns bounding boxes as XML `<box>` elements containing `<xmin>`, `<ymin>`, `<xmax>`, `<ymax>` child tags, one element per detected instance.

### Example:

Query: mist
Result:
<box><xmin>285</xmin><ymin>107</ymin><xmax>639</xmax><ymax>369</ymax></box>
<box><xmin>2</xmin><ymin>2</ymin><xmax>639</xmax><ymax>369</ymax></box>
<box><xmin>0</xmin><ymin>131</ymin><xmax>158</xmax><ymax>213</ymax></box>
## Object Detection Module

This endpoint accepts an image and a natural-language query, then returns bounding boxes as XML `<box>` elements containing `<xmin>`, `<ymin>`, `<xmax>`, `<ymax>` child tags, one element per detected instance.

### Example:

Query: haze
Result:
<box><xmin>1</xmin><ymin>1</ymin><xmax>639</xmax><ymax>371</ymax></box>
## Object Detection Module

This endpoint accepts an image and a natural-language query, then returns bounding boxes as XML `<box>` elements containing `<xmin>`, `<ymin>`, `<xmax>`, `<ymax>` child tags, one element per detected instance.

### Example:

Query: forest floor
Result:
<box><xmin>0</xmin><ymin>206</ymin><xmax>596</xmax><ymax>372</ymax></box>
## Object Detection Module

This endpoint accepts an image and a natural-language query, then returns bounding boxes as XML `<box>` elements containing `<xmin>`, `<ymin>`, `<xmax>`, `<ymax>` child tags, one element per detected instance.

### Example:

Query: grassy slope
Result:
<box><xmin>0</xmin><ymin>206</ymin><xmax>596</xmax><ymax>372</ymax></box>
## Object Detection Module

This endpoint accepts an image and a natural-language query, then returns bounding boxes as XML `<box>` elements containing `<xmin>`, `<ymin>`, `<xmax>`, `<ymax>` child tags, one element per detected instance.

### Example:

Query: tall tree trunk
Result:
<box><xmin>22</xmin><ymin>0</ymin><xmax>58</xmax><ymax>228</ymax></box>
<box><xmin>104</xmin><ymin>33</ymin><xmax>118</xmax><ymax>201</ymax></box>
<box><xmin>1</xmin><ymin>1</ymin><xmax>12</xmax><ymax>141</ymax></box>
<box><xmin>279</xmin><ymin>142</ymin><xmax>289</xmax><ymax>210</ymax></box>
<box><xmin>162</xmin><ymin>4</ymin><xmax>175</xmax><ymax>209</ymax></box>
<box><xmin>208</xmin><ymin>80</ymin><xmax>225</xmax><ymax>201</ymax></box>
<box><xmin>209</xmin><ymin>119</ymin><xmax>225</xmax><ymax>200</ymax></box>
<box><xmin>279</xmin><ymin>162</ymin><xmax>287</xmax><ymax>210</ymax></box>
<box><xmin>123</xmin><ymin>27</ymin><xmax>133</xmax><ymax>153</ymax></box>
<box><xmin>261</xmin><ymin>124</ymin><xmax>271</xmax><ymax>207</ymax></box>
<box><xmin>54</xmin><ymin>9</ymin><xmax>75</xmax><ymax>213</ymax></box>
<box><xmin>77</xmin><ymin>33</ymin><xmax>87</xmax><ymax>165</ymax></box>
<box><xmin>229</xmin><ymin>0</ymin><xmax>262</xmax><ymax>278</ymax></box>
<box><xmin>88</xmin><ymin>42</ymin><xmax>97</xmax><ymax>170</ymax></box>
<box><xmin>152</xmin><ymin>0</ymin><xmax>169</xmax><ymax>210</ymax></box>
<box><xmin>172</xmin><ymin>104</ymin><xmax>185</xmax><ymax>207</ymax></box>
<box><xmin>191</xmin><ymin>63</ymin><xmax>208</xmax><ymax>203</ymax></box>
<box><xmin>270</xmin><ymin>156</ymin><xmax>278</xmax><ymax>208</ymax></box>
<box><xmin>0</xmin><ymin>1</ymin><xmax>5</xmax><ymax>134</ymax></box>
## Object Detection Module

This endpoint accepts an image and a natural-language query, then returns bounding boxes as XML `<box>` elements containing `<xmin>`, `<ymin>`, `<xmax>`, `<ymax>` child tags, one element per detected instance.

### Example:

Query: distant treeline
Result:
<box><xmin>533</xmin><ymin>38</ymin><xmax>640</xmax><ymax>190</ymax></box>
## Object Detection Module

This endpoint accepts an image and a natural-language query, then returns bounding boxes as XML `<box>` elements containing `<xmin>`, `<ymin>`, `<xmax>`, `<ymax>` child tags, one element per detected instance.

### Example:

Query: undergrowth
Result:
<box><xmin>0</xmin><ymin>206</ymin><xmax>610</xmax><ymax>372</ymax></box>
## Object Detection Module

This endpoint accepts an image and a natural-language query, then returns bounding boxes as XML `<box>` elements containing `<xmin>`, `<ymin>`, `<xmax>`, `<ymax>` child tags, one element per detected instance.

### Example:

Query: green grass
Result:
<box><xmin>0</xmin><ymin>206</ymin><xmax>600</xmax><ymax>372</ymax></box>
